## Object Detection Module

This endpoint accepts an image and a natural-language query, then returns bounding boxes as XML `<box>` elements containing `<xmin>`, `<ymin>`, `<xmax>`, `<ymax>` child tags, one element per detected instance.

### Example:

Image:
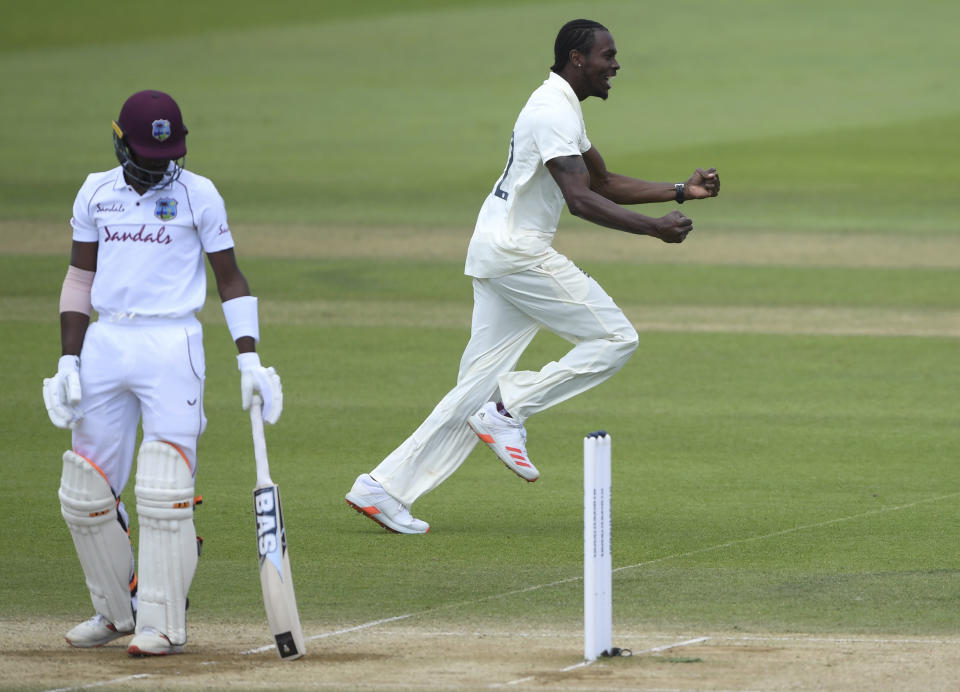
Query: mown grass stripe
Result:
<box><xmin>6</xmin><ymin>297</ymin><xmax>958</xmax><ymax>337</ymax></box>
<box><xmin>6</xmin><ymin>222</ymin><xmax>960</xmax><ymax>269</ymax></box>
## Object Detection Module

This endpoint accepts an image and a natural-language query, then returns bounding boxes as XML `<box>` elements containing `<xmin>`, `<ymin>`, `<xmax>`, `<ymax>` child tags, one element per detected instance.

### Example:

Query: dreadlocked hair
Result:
<box><xmin>551</xmin><ymin>19</ymin><xmax>608</xmax><ymax>73</ymax></box>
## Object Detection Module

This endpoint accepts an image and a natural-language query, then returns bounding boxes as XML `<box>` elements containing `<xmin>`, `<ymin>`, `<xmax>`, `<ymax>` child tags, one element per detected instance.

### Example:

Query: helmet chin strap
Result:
<box><xmin>112</xmin><ymin>131</ymin><xmax>185</xmax><ymax>190</ymax></box>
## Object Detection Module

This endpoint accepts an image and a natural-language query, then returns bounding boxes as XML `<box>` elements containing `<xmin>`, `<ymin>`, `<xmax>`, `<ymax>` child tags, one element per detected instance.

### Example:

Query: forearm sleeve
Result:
<box><xmin>59</xmin><ymin>265</ymin><xmax>94</xmax><ymax>315</ymax></box>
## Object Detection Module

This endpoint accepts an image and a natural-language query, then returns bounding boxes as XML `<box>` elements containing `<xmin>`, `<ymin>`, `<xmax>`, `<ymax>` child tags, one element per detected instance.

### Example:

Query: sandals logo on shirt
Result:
<box><xmin>152</xmin><ymin>119</ymin><xmax>172</xmax><ymax>142</ymax></box>
<box><xmin>155</xmin><ymin>198</ymin><xmax>178</xmax><ymax>221</ymax></box>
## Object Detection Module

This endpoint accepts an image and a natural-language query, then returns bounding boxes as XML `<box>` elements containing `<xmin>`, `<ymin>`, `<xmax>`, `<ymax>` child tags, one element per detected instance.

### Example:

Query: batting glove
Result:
<box><xmin>42</xmin><ymin>355</ymin><xmax>83</xmax><ymax>429</ymax></box>
<box><xmin>238</xmin><ymin>352</ymin><xmax>283</xmax><ymax>424</ymax></box>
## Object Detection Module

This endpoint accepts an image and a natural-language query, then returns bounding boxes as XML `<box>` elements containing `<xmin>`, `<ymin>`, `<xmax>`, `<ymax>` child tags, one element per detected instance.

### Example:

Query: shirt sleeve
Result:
<box><xmin>193</xmin><ymin>179</ymin><xmax>235</xmax><ymax>253</ymax></box>
<box><xmin>532</xmin><ymin>106</ymin><xmax>586</xmax><ymax>164</ymax></box>
<box><xmin>69</xmin><ymin>175</ymin><xmax>100</xmax><ymax>242</ymax></box>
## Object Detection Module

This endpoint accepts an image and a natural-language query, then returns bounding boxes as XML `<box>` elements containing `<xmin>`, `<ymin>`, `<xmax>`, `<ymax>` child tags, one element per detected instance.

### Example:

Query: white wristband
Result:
<box><xmin>222</xmin><ymin>296</ymin><xmax>260</xmax><ymax>343</ymax></box>
<box><xmin>237</xmin><ymin>351</ymin><xmax>262</xmax><ymax>372</ymax></box>
<box><xmin>58</xmin><ymin>355</ymin><xmax>80</xmax><ymax>374</ymax></box>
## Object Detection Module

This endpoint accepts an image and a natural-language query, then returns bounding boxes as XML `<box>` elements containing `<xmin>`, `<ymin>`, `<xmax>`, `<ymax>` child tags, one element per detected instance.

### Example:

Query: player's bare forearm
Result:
<box><xmin>208</xmin><ymin>248</ymin><xmax>251</xmax><ymax>302</ymax></box>
<box><xmin>60</xmin><ymin>312</ymin><xmax>89</xmax><ymax>356</ymax></box>
<box><xmin>582</xmin><ymin>147</ymin><xmax>720</xmax><ymax>204</ymax></box>
<box><xmin>567</xmin><ymin>185</ymin><xmax>662</xmax><ymax>234</ymax></box>
<box><xmin>548</xmin><ymin>155</ymin><xmax>649</xmax><ymax>231</ymax></box>
<box><xmin>546</xmin><ymin>155</ymin><xmax>691</xmax><ymax>242</ymax></box>
<box><xmin>582</xmin><ymin>147</ymin><xmax>672</xmax><ymax>204</ymax></box>
<box><xmin>591</xmin><ymin>172</ymin><xmax>676</xmax><ymax>204</ymax></box>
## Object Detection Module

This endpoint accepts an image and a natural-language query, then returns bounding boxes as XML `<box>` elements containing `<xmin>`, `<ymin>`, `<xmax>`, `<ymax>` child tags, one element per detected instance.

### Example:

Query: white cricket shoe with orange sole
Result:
<box><xmin>345</xmin><ymin>474</ymin><xmax>430</xmax><ymax>534</ymax></box>
<box><xmin>127</xmin><ymin>627</ymin><xmax>184</xmax><ymax>656</ymax></box>
<box><xmin>467</xmin><ymin>402</ymin><xmax>539</xmax><ymax>482</ymax></box>
<box><xmin>66</xmin><ymin>614</ymin><xmax>133</xmax><ymax>648</ymax></box>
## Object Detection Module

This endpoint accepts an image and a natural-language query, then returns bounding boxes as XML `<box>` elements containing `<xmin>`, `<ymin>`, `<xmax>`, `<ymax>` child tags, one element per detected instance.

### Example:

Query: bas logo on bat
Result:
<box><xmin>255</xmin><ymin>487</ymin><xmax>286</xmax><ymax>576</ymax></box>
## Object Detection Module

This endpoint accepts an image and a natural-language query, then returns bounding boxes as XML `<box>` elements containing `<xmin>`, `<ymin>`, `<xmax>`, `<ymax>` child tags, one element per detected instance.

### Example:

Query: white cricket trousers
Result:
<box><xmin>373</xmin><ymin>253</ymin><xmax>639</xmax><ymax>506</ymax></box>
<box><xmin>71</xmin><ymin>315</ymin><xmax>207</xmax><ymax>496</ymax></box>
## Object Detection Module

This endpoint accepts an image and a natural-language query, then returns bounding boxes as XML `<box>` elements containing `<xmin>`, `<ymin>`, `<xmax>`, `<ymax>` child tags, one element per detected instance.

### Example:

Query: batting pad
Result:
<box><xmin>134</xmin><ymin>441</ymin><xmax>198</xmax><ymax>646</ymax></box>
<box><xmin>59</xmin><ymin>451</ymin><xmax>136</xmax><ymax>632</ymax></box>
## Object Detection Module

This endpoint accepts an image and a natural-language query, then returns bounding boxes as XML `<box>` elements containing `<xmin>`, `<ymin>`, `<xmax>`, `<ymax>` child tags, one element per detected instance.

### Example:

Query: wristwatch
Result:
<box><xmin>674</xmin><ymin>183</ymin><xmax>685</xmax><ymax>204</ymax></box>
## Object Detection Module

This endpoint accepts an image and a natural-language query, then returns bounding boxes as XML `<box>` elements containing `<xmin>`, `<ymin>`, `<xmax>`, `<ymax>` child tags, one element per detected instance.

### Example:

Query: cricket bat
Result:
<box><xmin>249</xmin><ymin>394</ymin><xmax>306</xmax><ymax>660</ymax></box>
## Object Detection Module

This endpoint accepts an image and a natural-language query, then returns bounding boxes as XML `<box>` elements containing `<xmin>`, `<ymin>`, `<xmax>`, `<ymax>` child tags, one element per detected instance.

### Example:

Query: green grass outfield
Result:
<box><xmin>1</xmin><ymin>0</ymin><xmax>958</xmax><ymax>647</ymax></box>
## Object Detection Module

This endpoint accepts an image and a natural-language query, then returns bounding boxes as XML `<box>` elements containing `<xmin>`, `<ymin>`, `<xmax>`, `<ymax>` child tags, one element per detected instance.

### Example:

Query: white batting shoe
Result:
<box><xmin>345</xmin><ymin>474</ymin><xmax>430</xmax><ymax>534</ymax></box>
<box><xmin>467</xmin><ymin>402</ymin><xmax>539</xmax><ymax>482</ymax></box>
<box><xmin>66</xmin><ymin>614</ymin><xmax>134</xmax><ymax>648</ymax></box>
<box><xmin>127</xmin><ymin>627</ymin><xmax>184</xmax><ymax>656</ymax></box>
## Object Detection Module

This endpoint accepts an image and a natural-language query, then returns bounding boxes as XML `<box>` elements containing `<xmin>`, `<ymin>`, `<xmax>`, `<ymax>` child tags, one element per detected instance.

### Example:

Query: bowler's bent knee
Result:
<box><xmin>607</xmin><ymin>323</ymin><xmax>639</xmax><ymax>370</ymax></box>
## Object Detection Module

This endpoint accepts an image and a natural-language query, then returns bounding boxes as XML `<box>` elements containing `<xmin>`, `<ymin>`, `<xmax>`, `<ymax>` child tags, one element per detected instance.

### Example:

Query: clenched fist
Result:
<box><xmin>653</xmin><ymin>210</ymin><xmax>694</xmax><ymax>244</ymax></box>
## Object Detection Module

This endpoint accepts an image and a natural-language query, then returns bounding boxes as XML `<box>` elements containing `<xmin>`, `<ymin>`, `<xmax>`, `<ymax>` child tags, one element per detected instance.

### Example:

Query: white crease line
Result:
<box><xmin>500</xmin><ymin>636</ymin><xmax>709</xmax><ymax>687</ymax></box>
<box><xmin>45</xmin><ymin>675</ymin><xmax>151</xmax><ymax>692</ymax></box>
<box><xmin>635</xmin><ymin>636</ymin><xmax>711</xmax><ymax>655</ymax></box>
<box><xmin>240</xmin><ymin>614</ymin><xmax>414</xmax><ymax>655</ymax></box>
<box><xmin>719</xmin><ymin>634</ymin><xmax>960</xmax><ymax>645</ymax></box>
<box><xmin>558</xmin><ymin>662</ymin><xmax>589</xmax><ymax>673</ymax></box>
<box><xmin>503</xmin><ymin>675</ymin><xmax>536</xmax><ymax>685</ymax></box>
<box><xmin>348</xmin><ymin>629</ymin><xmax>960</xmax><ymax>646</ymax></box>
<box><xmin>305</xmin><ymin>614</ymin><xmax>415</xmax><ymax>641</ymax></box>
<box><xmin>613</xmin><ymin>492</ymin><xmax>960</xmax><ymax>575</ymax></box>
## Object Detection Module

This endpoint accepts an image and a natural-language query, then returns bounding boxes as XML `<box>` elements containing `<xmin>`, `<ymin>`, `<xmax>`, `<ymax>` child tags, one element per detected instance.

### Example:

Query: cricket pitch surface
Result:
<box><xmin>3</xmin><ymin>619</ymin><xmax>958</xmax><ymax>691</ymax></box>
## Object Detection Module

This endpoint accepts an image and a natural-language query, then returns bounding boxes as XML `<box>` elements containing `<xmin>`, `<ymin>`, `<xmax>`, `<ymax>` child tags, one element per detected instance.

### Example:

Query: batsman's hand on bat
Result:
<box><xmin>238</xmin><ymin>352</ymin><xmax>283</xmax><ymax>424</ymax></box>
<box><xmin>684</xmin><ymin>167</ymin><xmax>720</xmax><ymax>199</ymax></box>
<box><xmin>42</xmin><ymin>355</ymin><xmax>83</xmax><ymax>429</ymax></box>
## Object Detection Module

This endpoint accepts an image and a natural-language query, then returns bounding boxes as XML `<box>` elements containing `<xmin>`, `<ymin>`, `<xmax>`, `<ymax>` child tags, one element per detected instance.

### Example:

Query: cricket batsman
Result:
<box><xmin>42</xmin><ymin>90</ymin><xmax>283</xmax><ymax>655</ymax></box>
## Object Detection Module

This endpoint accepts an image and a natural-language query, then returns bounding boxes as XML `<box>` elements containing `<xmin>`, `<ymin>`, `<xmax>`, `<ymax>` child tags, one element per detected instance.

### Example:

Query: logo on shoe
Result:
<box><xmin>506</xmin><ymin>446</ymin><xmax>531</xmax><ymax>467</ymax></box>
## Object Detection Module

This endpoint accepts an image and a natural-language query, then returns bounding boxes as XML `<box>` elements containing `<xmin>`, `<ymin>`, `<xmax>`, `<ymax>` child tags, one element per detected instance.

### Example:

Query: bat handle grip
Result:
<box><xmin>250</xmin><ymin>394</ymin><xmax>274</xmax><ymax>487</ymax></box>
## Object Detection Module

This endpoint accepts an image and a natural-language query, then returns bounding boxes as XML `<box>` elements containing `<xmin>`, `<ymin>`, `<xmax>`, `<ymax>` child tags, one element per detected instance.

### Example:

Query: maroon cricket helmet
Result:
<box><xmin>114</xmin><ymin>90</ymin><xmax>187</xmax><ymax>159</ymax></box>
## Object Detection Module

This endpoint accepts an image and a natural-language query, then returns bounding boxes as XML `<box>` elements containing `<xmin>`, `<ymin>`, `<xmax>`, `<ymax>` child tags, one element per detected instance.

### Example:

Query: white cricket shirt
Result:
<box><xmin>464</xmin><ymin>72</ymin><xmax>592</xmax><ymax>278</ymax></box>
<box><xmin>70</xmin><ymin>167</ymin><xmax>235</xmax><ymax>319</ymax></box>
